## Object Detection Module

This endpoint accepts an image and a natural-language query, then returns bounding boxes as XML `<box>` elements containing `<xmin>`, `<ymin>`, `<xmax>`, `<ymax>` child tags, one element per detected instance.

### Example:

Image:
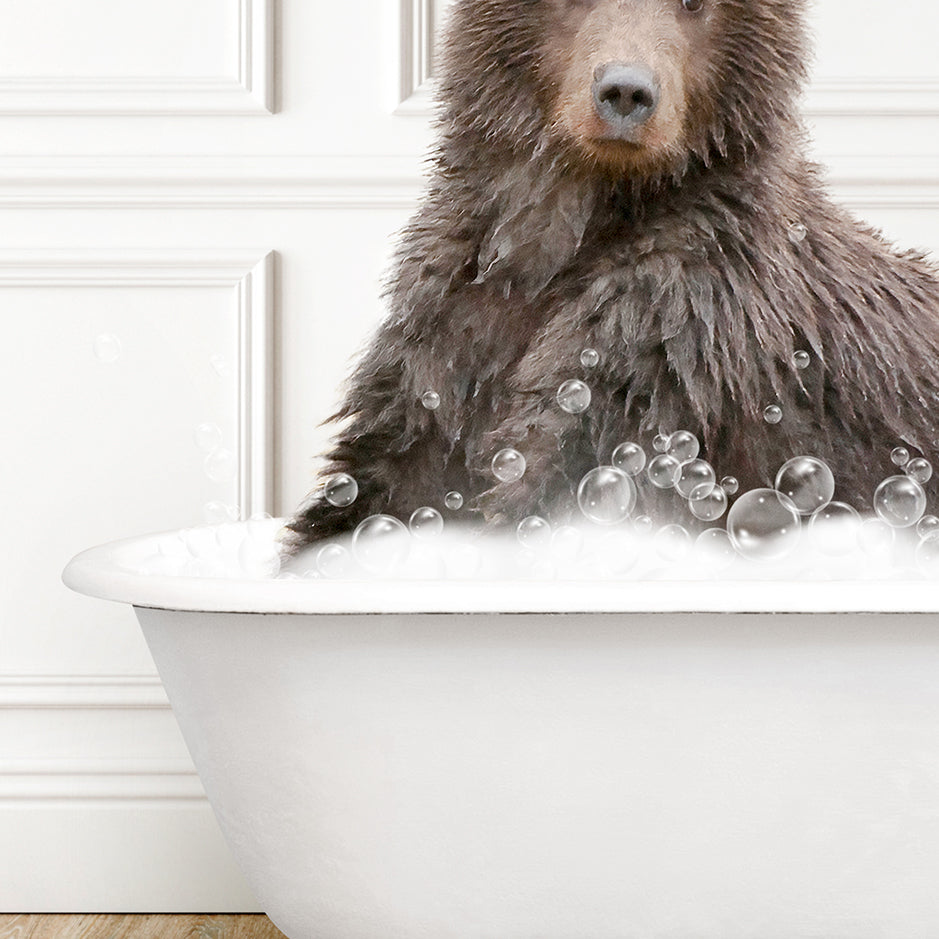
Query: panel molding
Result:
<box><xmin>0</xmin><ymin>249</ymin><xmax>276</xmax><ymax>517</ymax></box>
<box><xmin>0</xmin><ymin>0</ymin><xmax>273</xmax><ymax>115</ymax></box>
<box><xmin>0</xmin><ymin>675</ymin><xmax>168</xmax><ymax>709</ymax></box>
<box><xmin>395</xmin><ymin>0</ymin><xmax>438</xmax><ymax>115</ymax></box>
<box><xmin>0</xmin><ymin>156</ymin><xmax>424</xmax><ymax>208</ymax></box>
<box><xmin>0</xmin><ymin>760</ymin><xmax>204</xmax><ymax>802</ymax></box>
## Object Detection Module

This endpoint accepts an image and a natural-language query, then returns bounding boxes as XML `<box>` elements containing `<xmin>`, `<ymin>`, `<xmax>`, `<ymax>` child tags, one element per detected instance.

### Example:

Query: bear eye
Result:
<box><xmin>682</xmin><ymin>0</ymin><xmax>704</xmax><ymax>11</ymax></box>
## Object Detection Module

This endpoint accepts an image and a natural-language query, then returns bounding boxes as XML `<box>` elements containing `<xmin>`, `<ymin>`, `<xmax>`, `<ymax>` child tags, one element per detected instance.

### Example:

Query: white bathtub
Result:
<box><xmin>64</xmin><ymin>520</ymin><xmax>939</xmax><ymax>939</ymax></box>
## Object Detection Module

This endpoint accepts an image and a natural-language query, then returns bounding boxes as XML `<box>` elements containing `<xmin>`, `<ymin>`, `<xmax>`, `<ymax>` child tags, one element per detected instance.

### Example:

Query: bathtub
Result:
<box><xmin>63</xmin><ymin>520</ymin><xmax>939</xmax><ymax>939</ymax></box>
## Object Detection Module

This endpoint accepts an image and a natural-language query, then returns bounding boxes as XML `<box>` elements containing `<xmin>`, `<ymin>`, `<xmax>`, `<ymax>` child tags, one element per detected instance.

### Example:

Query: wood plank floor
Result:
<box><xmin>0</xmin><ymin>916</ymin><xmax>288</xmax><ymax>939</ymax></box>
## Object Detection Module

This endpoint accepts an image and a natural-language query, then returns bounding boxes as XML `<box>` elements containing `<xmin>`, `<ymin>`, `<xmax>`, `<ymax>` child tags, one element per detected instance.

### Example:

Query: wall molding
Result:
<box><xmin>0</xmin><ymin>156</ymin><xmax>425</xmax><ymax>208</ymax></box>
<box><xmin>0</xmin><ymin>0</ymin><xmax>273</xmax><ymax>115</ymax></box>
<box><xmin>0</xmin><ymin>155</ymin><xmax>937</xmax><ymax>209</ymax></box>
<box><xmin>395</xmin><ymin>0</ymin><xmax>438</xmax><ymax>115</ymax></box>
<box><xmin>0</xmin><ymin>675</ymin><xmax>168</xmax><ymax>709</ymax></box>
<box><xmin>0</xmin><ymin>249</ymin><xmax>276</xmax><ymax>517</ymax></box>
<box><xmin>0</xmin><ymin>760</ymin><xmax>204</xmax><ymax>802</ymax></box>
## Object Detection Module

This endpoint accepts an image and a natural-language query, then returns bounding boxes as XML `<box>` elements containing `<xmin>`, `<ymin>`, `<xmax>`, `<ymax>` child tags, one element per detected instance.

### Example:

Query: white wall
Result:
<box><xmin>0</xmin><ymin>0</ymin><xmax>937</xmax><ymax>913</ymax></box>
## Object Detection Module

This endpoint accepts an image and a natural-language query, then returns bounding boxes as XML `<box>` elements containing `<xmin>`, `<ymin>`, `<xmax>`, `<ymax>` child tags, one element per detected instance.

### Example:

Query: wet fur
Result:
<box><xmin>284</xmin><ymin>0</ymin><xmax>939</xmax><ymax>549</ymax></box>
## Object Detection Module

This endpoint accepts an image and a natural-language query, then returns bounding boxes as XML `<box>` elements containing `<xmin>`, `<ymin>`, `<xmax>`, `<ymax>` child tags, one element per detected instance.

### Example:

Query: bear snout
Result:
<box><xmin>592</xmin><ymin>63</ymin><xmax>660</xmax><ymax>134</ymax></box>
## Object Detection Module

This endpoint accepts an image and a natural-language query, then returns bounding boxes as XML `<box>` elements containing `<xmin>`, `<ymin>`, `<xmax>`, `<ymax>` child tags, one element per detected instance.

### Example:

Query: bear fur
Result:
<box><xmin>283</xmin><ymin>0</ymin><xmax>939</xmax><ymax>550</ymax></box>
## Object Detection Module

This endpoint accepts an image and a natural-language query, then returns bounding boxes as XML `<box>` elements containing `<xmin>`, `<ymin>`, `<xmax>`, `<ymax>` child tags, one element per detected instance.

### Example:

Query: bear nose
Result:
<box><xmin>592</xmin><ymin>64</ymin><xmax>660</xmax><ymax>129</ymax></box>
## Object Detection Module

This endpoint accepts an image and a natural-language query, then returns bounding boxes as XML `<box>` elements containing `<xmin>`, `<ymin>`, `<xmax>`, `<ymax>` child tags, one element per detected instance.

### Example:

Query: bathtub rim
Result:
<box><xmin>61</xmin><ymin>520</ymin><xmax>939</xmax><ymax>616</ymax></box>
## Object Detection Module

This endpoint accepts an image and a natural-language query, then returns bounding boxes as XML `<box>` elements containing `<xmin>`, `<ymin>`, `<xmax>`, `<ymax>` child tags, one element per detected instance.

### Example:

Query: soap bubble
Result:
<box><xmin>774</xmin><ymin>456</ymin><xmax>835</xmax><ymax>515</ymax></box>
<box><xmin>517</xmin><ymin>516</ymin><xmax>552</xmax><ymax>548</ymax></box>
<box><xmin>763</xmin><ymin>405</ymin><xmax>783</xmax><ymax>425</ymax></box>
<box><xmin>721</xmin><ymin>476</ymin><xmax>740</xmax><ymax>496</ymax></box>
<box><xmin>93</xmin><ymin>333</ymin><xmax>122</xmax><ymax>363</ymax></box>
<box><xmin>917</xmin><ymin>515</ymin><xmax>939</xmax><ymax>539</ymax></box>
<box><xmin>667</xmin><ymin>430</ymin><xmax>700</xmax><ymax>463</ymax></box>
<box><xmin>578</xmin><ymin>466</ymin><xmax>637</xmax><ymax>525</ymax></box>
<box><xmin>793</xmin><ymin>350</ymin><xmax>811</xmax><ymax>370</ymax></box>
<box><xmin>194</xmin><ymin>422</ymin><xmax>223</xmax><ymax>453</ymax></box>
<box><xmin>316</xmin><ymin>543</ymin><xmax>354</xmax><ymax>579</ymax></box>
<box><xmin>409</xmin><ymin>506</ymin><xmax>444</xmax><ymax>539</ymax></box>
<box><xmin>445</xmin><ymin>491</ymin><xmax>464</xmax><ymax>511</ymax></box>
<box><xmin>238</xmin><ymin>537</ymin><xmax>281</xmax><ymax>579</ymax></box>
<box><xmin>492</xmin><ymin>448</ymin><xmax>527</xmax><ymax>483</ymax></box>
<box><xmin>655</xmin><ymin>524</ymin><xmax>691</xmax><ymax>562</ymax></box>
<box><xmin>916</xmin><ymin>533</ymin><xmax>939</xmax><ymax>578</ymax></box>
<box><xmin>891</xmin><ymin>447</ymin><xmax>910</xmax><ymax>467</ymax></box>
<box><xmin>675</xmin><ymin>459</ymin><xmax>716</xmax><ymax>499</ymax></box>
<box><xmin>205</xmin><ymin>448</ymin><xmax>238</xmax><ymax>483</ymax></box>
<box><xmin>324</xmin><ymin>473</ymin><xmax>359</xmax><ymax>508</ymax></box>
<box><xmin>809</xmin><ymin>501</ymin><xmax>860</xmax><ymax>555</ymax></box>
<box><xmin>612</xmin><ymin>442</ymin><xmax>646</xmax><ymax>477</ymax></box>
<box><xmin>653</xmin><ymin>434</ymin><xmax>670</xmax><ymax>453</ymax></box>
<box><xmin>873</xmin><ymin>475</ymin><xmax>927</xmax><ymax>528</ymax></box>
<box><xmin>727</xmin><ymin>489</ymin><xmax>801</xmax><ymax>561</ymax></box>
<box><xmin>788</xmin><ymin>222</ymin><xmax>808</xmax><ymax>244</ymax></box>
<box><xmin>557</xmin><ymin>380</ymin><xmax>592</xmax><ymax>414</ymax></box>
<box><xmin>694</xmin><ymin>529</ymin><xmax>736</xmax><ymax>570</ymax></box>
<box><xmin>352</xmin><ymin>515</ymin><xmax>410</xmax><ymax>574</ymax></box>
<box><xmin>581</xmin><ymin>349</ymin><xmax>600</xmax><ymax>369</ymax></box>
<box><xmin>204</xmin><ymin>501</ymin><xmax>239</xmax><ymax>525</ymax></box>
<box><xmin>906</xmin><ymin>457</ymin><xmax>933</xmax><ymax>484</ymax></box>
<box><xmin>421</xmin><ymin>391</ymin><xmax>441</xmax><ymax>411</ymax></box>
<box><xmin>633</xmin><ymin>515</ymin><xmax>653</xmax><ymax>534</ymax></box>
<box><xmin>647</xmin><ymin>454</ymin><xmax>681</xmax><ymax>489</ymax></box>
<box><xmin>550</xmin><ymin>525</ymin><xmax>584</xmax><ymax>565</ymax></box>
<box><xmin>689</xmin><ymin>485</ymin><xmax>728</xmax><ymax>521</ymax></box>
<box><xmin>858</xmin><ymin>517</ymin><xmax>895</xmax><ymax>557</ymax></box>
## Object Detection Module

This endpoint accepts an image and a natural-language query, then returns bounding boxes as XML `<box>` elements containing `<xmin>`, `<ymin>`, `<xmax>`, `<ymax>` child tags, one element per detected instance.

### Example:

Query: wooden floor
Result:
<box><xmin>0</xmin><ymin>917</ymin><xmax>287</xmax><ymax>939</ymax></box>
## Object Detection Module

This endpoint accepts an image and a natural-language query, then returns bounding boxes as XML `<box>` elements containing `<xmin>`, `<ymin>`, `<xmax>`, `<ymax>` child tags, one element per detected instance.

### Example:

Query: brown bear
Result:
<box><xmin>283</xmin><ymin>0</ymin><xmax>939</xmax><ymax>550</ymax></box>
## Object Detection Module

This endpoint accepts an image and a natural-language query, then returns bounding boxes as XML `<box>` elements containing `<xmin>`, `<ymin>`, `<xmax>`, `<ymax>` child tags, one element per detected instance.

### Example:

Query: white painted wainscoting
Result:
<box><xmin>0</xmin><ymin>0</ymin><xmax>937</xmax><ymax>914</ymax></box>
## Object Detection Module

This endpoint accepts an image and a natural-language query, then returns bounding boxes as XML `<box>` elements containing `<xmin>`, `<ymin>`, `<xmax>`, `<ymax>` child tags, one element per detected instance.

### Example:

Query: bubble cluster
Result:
<box><xmin>577</xmin><ymin>466</ymin><xmax>637</xmax><ymax>525</ymax></box>
<box><xmin>557</xmin><ymin>380</ymin><xmax>592</xmax><ymax>414</ymax></box>
<box><xmin>727</xmin><ymin>489</ymin><xmax>801</xmax><ymax>561</ymax></box>
<box><xmin>492</xmin><ymin>448</ymin><xmax>527</xmax><ymax>483</ymax></box>
<box><xmin>324</xmin><ymin>473</ymin><xmax>359</xmax><ymax>508</ymax></box>
<box><xmin>774</xmin><ymin>456</ymin><xmax>835</xmax><ymax>516</ymax></box>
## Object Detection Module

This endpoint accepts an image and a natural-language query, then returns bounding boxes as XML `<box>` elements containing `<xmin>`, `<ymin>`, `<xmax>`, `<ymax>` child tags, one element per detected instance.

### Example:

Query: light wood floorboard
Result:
<box><xmin>0</xmin><ymin>916</ymin><xmax>288</xmax><ymax>939</ymax></box>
